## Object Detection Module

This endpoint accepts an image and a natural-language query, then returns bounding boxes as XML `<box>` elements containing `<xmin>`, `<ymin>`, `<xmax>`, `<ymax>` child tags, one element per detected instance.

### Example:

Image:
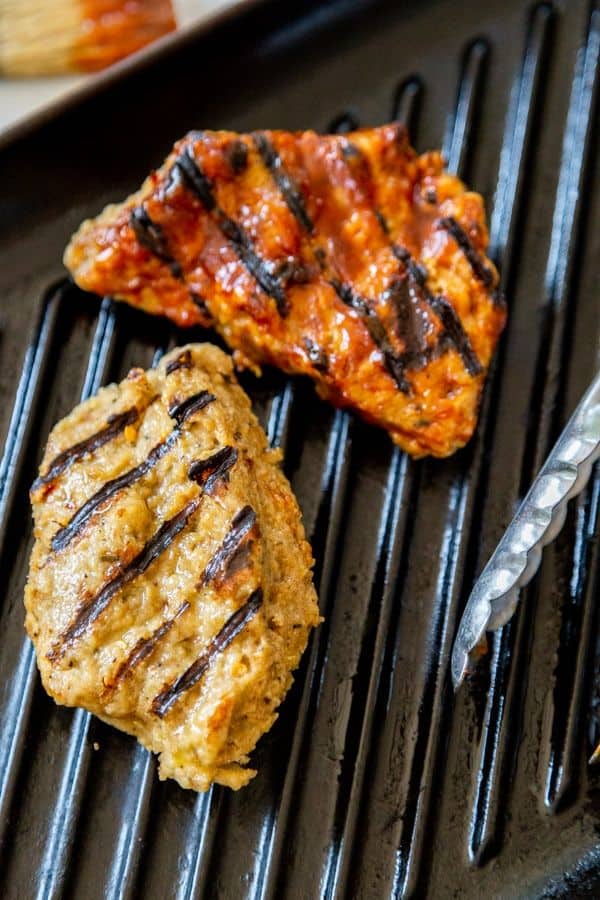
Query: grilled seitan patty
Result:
<box><xmin>64</xmin><ymin>124</ymin><xmax>506</xmax><ymax>458</ymax></box>
<box><xmin>25</xmin><ymin>343</ymin><xmax>320</xmax><ymax>791</ymax></box>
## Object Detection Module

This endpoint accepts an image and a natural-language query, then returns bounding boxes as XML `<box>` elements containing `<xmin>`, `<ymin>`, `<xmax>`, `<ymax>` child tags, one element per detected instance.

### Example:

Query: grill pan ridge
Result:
<box><xmin>0</xmin><ymin>0</ymin><xmax>599</xmax><ymax>897</ymax></box>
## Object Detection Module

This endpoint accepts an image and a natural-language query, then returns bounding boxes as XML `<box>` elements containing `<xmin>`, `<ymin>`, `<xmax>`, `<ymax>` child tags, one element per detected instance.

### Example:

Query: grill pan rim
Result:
<box><xmin>0</xmin><ymin>1</ymin><xmax>599</xmax><ymax>897</ymax></box>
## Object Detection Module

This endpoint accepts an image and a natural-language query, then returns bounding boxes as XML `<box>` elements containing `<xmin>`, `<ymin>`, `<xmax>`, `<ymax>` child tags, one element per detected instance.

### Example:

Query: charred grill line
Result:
<box><xmin>48</xmin><ymin>445</ymin><xmax>239</xmax><ymax>659</ymax></box>
<box><xmin>216</xmin><ymin>215</ymin><xmax>290</xmax><ymax>315</ymax></box>
<box><xmin>252</xmin><ymin>133</ymin><xmax>368</xmax><ymax>376</ymax></box>
<box><xmin>314</xmin><ymin>247</ymin><xmax>327</xmax><ymax>269</ymax></box>
<box><xmin>166</xmin><ymin>349</ymin><xmax>193</xmax><ymax>374</ymax></box>
<box><xmin>394</xmin><ymin>245</ymin><xmax>483</xmax><ymax>377</ymax></box>
<box><xmin>371</xmin><ymin>205</ymin><xmax>397</xmax><ymax>244</ymax></box>
<box><xmin>429</xmin><ymin>296</ymin><xmax>483</xmax><ymax>376</ymax></box>
<box><xmin>48</xmin><ymin>496</ymin><xmax>203</xmax><ymax>660</ymax></box>
<box><xmin>375</xmin><ymin>209</ymin><xmax>390</xmax><ymax>235</ymax></box>
<box><xmin>273</xmin><ymin>258</ymin><xmax>313</xmax><ymax>287</ymax></box>
<box><xmin>174</xmin><ymin>147</ymin><xmax>289</xmax><ymax>316</ymax></box>
<box><xmin>393</xmin><ymin>243</ymin><xmax>419</xmax><ymax>274</ymax></box>
<box><xmin>51</xmin><ymin>432</ymin><xmax>179</xmax><ymax>552</ymax></box>
<box><xmin>168</xmin><ymin>390</ymin><xmax>216</xmax><ymax>425</ymax></box>
<box><xmin>226</xmin><ymin>139</ymin><xmax>249</xmax><ymax>174</ymax></box>
<box><xmin>330</xmin><ymin>279</ymin><xmax>411</xmax><ymax>393</ymax></box>
<box><xmin>201</xmin><ymin>505</ymin><xmax>257</xmax><ymax>586</ymax></box>
<box><xmin>190</xmin><ymin>293</ymin><xmax>211</xmax><ymax>318</ymax></box>
<box><xmin>130</xmin><ymin>207</ymin><xmax>182</xmax><ymax>279</ymax></box>
<box><xmin>326</xmin><ymin>138</ymin><xmax>483</xmax><ymax>392</ymax></box>
<box><xmin>101</xmin><ymin>601</ymin><xmax>190</xmax><ymax>698</ymax></box>
<box><xmin>173</xmin><ymin>148</ymin><xmax>215</xmax><ymax>210</ymax></box>
<box><xmin>253</xmin><ymin>133</ymin><xmax>315</xmax><ymax>233</ymax></box>
<box><xmin>188</xmin><ymin>446</ymin><xmax>238</xmax><ymax>495</ymax></box>
<box><xmin>50</xmin><ymin>391</ymin><xmax>215</xmax><ymax>552</ymax></box>
<box><xmin>255</xmin><ymin>136</ymin><xmax>437</xmax><ymax>393</ymax></box>
<box><xmin>335</xmin><ymin>137</ymin><xmax>446</xmax><ymax>382</ymax></box>
<box><xmin>383</xmin><ymin>276</ymin><xmax>433</xmax><ymax>368</ymax></box>
<box><xmin>438</xmin><ymin>215</ymin><xmax>497</xmax><ymax>293</ymax></box>
<box><xmin>131</xmin><ymin>206</ymin><xmax>211</xmax><ymax>320</ymax></box>
<box><xmin>341</xmin><ymin>159</ymin><xmax>436</xmax><ymax>375</ymax></box>
<box><xmin>151</xmin><ymin>587</ymin><xmax>264</xmax><ymax>717</ymax></box>
<box><xmin>32</xmin><ymin>407</ymin><xmax>139</xmax><ymax>492</ymax></box>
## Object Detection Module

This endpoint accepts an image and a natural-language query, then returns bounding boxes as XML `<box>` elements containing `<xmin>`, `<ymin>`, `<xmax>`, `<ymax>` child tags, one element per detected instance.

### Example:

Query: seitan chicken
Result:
<box><xmin>64</xmin><ymin>124</ymin><xmax>506</xmax><ymax>457</ymax></box>
<box><xmin>25</xmin><ymin>343</ymin><xmax>320</xmax><ymax>791</ymax></box>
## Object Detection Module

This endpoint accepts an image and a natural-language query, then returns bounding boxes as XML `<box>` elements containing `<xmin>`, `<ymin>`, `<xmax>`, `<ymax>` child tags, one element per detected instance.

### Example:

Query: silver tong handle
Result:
<box><xmin>452</xmin><ymin>369</ymin><xmax>600</xmax><ymax>688</ymax></box>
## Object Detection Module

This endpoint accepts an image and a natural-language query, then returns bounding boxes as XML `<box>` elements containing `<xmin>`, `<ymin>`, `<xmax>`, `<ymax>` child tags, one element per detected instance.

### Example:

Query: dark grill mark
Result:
<box><xmin>51</xmin><ymin>391</ymin><xmax>215</xmax><ymax>552</ymax></box>
<box><xmin>259</xmin><ymin>143</ymin><xmax>469</xmax><ymax>393</ymax></box>
<box><xmin>252</xmin><ymin>145</ymin><xmax>420</xmax><ymax>392</ymax></box>
<box><xmin>130</xmin><ymin>206</ymin><xmax>182</xmax><ymax>279</ymax></box>
<box><xmin>375</xmin><ymin>209</ymin><xmax>390</xmax><ymax>235</ymax></box>
<box><xmin>215</xmin><ymin>216</ymin><xmax>287</xmax><ymax>307</ymax></box>
<box><xmin>253</xmin><ymin>133</ymin><xmax>314</xmax><ymax>233</ymax></box>
<box><xmin>168</xmin><ymin>390</ymin><xmax>216</xmax><ymax>426</ymax></box>
<box><xmin>48</xmin><ymin>497</ymin><xmax>203</xmax><ymax>660</ymax></box>
<box><xmin>328</xmin><ymin>135</ymin><xmax>465</xmax><ymax>385</ymax></box>
<box><xmin>226</xmin><ymin>139</ymin><xmax>248</xmax><ymax>174</ymax></box>
<box><xmin>190</xmin><ymin>292</ymin><xmax>211</xmax><ymax>318</ymax></box>
<box><xmin>252</xmin><ymin>131</ymin><xmax>488</xmax><ymax>392</ymax></box>
<box><xmin>438</xmin><ymin>216</ymin><xmax>496</xmax><ymax>291</ymax></box>
<box><xmin>393</xmin><ymin>245</ymin><xmax>428</xmax><ymax>284</ymax></box>
<box><xmin>188</xmin><ymin>446</ymin><xmax>238</xmax><ymax>495</ymax></box>
<box><xmin>174</xmin><ymin>148</ymin><xmax>216</xmax><ymax>210</ymax></box>
<box><xmin>151</xmin><ymin>587</ymin><xmax>263</xmax><ymax>717</ymax></box>
<box><xmin>274</xmin><ymin>258</ymin><xmax>313</xmax><ymax>286</ymax></box>
<box><xmin>314</xmin><ymin>247</ymin><xmax>327</xmax><ymax>270</ymax></box>
<box><xmin>394</xmin><ymin>245</ymin><xmax>483</xmax><ymax>377</ymax></box>
<box><xmin>174</xmin><ymin>147</ymin><xmax>289</xmax><ymax>316</ymax></box>
<box><xmin>201</xmin><ymin>505</ymin><xmax>257</xmax><ymax>586</ymax></box>
<box><xmin>331</xmin><ymin>279</ymin><xmax>410</xmax><ymax>393</ymax></box>
<box><xmin>383</xmin><ymin>275</ymin><xmax>432</xmax><ymax>367</ymax></box>
<box><xmin>428</xmin><ymin>296</ymin><xmax>483</xmax><ymax>376</ymax></box>
<box><xmin>51</xmin><ymin>431</ymin><xmax>179</xmax><ymax>552</ymax></box>
<box><xmin>303</xmin><ymin>337</ymin><xmax>329</xmax><ymax>373</ymax></box>
<box><xmin>102</xmin><ymin>601</ymin><xmax>189</xmax><ymax>698</ymax></box>
<box><xmin>166</xmin><ymin>349</ymin><xmax>193</xmax><ymax>375</ymax></box>
<box><xmin>339</xmin><ymin>140</ymin><xmax>372</xmax><ymax>190</ymax></box>
<box><xmin>32</xmin><ymin>407</ymin><xmax>139</xmax><ymax>493</ymax></box>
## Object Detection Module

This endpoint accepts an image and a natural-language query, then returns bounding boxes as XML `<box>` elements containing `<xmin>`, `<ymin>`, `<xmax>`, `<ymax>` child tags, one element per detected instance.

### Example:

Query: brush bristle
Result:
<box><xmin>0</xmin><ymin>0</ymin><xmax>176</xmax><ymax>75</ymax></box>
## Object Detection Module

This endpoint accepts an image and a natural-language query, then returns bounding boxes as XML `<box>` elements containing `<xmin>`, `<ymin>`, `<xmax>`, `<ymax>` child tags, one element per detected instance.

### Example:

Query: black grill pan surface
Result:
<box><xmin>0</xmin><ymin>0</ymin><xmax>599</xmax><ymax>897</ymax></box>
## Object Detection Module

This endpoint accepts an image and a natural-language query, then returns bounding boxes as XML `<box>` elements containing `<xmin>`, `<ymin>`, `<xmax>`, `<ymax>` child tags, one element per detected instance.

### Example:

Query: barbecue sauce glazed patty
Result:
<box><xmin>65</xmin><ymin>124</ymin><xmax>506</xmax><ymax>458</ymax></box>
<box><xmin>25</xmin><ymin>343</ymin><xmax>320</xmax><ymax>791</ymax></box>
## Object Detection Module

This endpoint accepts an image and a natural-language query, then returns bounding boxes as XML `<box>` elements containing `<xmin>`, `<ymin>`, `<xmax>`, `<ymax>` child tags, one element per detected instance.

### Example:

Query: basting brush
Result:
<box><xmin>0</xmin><ymin>0</ymin><xmax>176</xmax><ymax>76</ymax></box>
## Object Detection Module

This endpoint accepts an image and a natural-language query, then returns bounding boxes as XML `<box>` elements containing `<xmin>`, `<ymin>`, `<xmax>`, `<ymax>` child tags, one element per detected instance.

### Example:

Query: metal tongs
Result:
<box><xmin>452</xmin><ymin>369</ymin><xmax>600</xmax><ymax>689</ymax></box>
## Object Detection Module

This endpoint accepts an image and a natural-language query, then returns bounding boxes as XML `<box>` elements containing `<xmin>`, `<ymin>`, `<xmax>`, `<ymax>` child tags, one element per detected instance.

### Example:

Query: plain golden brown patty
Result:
<box><xmin>25</xmin><ymin>343</ymin><xmax>320</xmax><ymax>791</ymax></box>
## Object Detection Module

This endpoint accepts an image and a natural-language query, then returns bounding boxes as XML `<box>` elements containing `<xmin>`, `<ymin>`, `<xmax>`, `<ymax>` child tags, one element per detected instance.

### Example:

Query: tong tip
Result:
<box><xmin>451</xmin><ymin>643</ymin><xmax>470</xmax><ymax>691</ymax></box>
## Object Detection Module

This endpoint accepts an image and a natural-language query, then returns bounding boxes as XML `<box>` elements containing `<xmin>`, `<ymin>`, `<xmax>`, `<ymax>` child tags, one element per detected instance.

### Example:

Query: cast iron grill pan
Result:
<box><xmin>0</xmin><ymin>0</ymin><xmax>598</xmax><ymax>896</ymax></box>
